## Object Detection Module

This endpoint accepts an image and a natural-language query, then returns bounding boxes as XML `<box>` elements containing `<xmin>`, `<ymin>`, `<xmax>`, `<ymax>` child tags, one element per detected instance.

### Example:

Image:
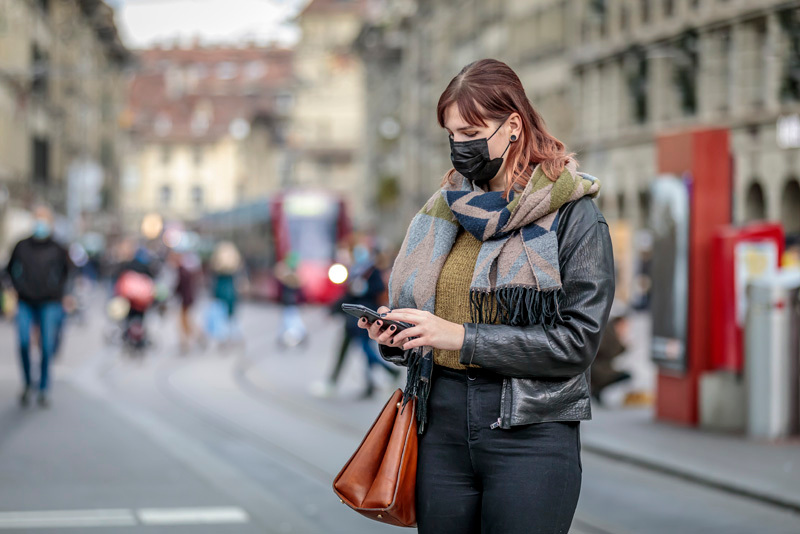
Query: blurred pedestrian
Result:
<box><xmin>171</xmin><ymin>251</ymin><xmax>203</xmax><ymax>353</ymax></box>
<box><xmin>591</xmin><ymin>301</ymin><xmax>632</xmax><ymax>406</ymax></box>
<box><xmin>360</xmin><ymin>60</ymin><xmax>614</xmax><ymax>533</ymax></box>
<box><xmin>4</xmin><ymin>206</ymin><xmax>70</xmax><ymax>407</ymax></box>
<box><xmin>275</xmin><ymin>251</ymin><xmax>307</xmax><ymax>347</ymax></box>
<box><xmin>209</xmin><ymin>241</ymin><xmax>242</xmax><ymax>346</ymax></box>
<box><xmin>113</xmin><ymin>242</ymin><xmax>157</xmax><ymax>352</ymax></box>
<box><xmin>312</xmin><ymin>237</ymin><xmax>400</xmax><ymax>399</ymax></box>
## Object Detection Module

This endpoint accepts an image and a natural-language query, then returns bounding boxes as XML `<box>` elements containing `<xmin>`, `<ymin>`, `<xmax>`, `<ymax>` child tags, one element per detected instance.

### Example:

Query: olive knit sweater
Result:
<box><xmin>433</xmin><ymin>228</ymin><xmax>485</xmax><ymax>369</ymax></box>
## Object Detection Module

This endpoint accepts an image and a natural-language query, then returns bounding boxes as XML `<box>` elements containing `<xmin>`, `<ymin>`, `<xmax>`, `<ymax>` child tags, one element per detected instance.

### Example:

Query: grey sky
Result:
<box><xmin>114</xmin><ymin>0</ymin><xmax>307</xmax><ymax>49</ymax></box>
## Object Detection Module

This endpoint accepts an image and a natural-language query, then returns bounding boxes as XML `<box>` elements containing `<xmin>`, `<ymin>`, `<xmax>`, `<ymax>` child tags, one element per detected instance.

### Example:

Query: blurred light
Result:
<box><xmin>379</xmin><ymin>116</ymin><xmax>401</xmax><ymax>140</ymax></box>
<box><xmin>284</xmin><ymin>192</ymin><xmax>329</xmax><ymax>216</ymax></box>
<box><xmin>107</xmin><ymin>296</ymin><xmax>130</xmax><ymax>321</ymax></box>
<box><xmin>230</xmin><ymin>118</ymin><xmax>251</xmax><ymax>140</ymax></box>
<box><xmin>777</xmin><ymin>114</ymin><xmax>800</xmax><ymax>149</ymax></box>
<box><xmin>328</xmin><ymin>263</ymin><xmax>348</xmax><ymax>284</ymax></box>
<box><xmin>141</xmin><ymin>213</ymin><xmax>164</xmax><ymax>240</ymax></box>
<box><xmin>163</xmin><ymin>228</ymin><xmax>183</xmax><ymax>248</ymax></box>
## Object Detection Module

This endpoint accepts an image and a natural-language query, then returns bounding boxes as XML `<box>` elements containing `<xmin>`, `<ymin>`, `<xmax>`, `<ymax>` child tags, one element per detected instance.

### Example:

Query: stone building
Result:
<box><xmin>356</xmin><ymin>0</ymin><xmax>576</xmax><ymax>242</ymax></box>
<box><xmin>358</xmin><ymin>0</ymin><xmax>800</xmax><ymax>244</ymax></box>
<box><xmin>287</xmin><ymin>0</ymin><xmax>368</xmax><ymax>225</ymax></box>
<box><xmin>0</xmin><ymin>0</ymin><xmax>128</xmax><ymax>248</ymax></box>
<box><xmin>573</xmin><ymin>0</ymin><xmax>800</xmax><ymax>239</ymax></box>
<box><xmin>122</xmin><ymin>43</ymin><xmax>294</xmax><ymax>227</ymax></box>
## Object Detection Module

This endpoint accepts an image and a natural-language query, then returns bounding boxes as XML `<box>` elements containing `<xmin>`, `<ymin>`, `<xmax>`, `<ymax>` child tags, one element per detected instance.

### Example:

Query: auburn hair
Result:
<box><xmin>437</xmin><ymin>59</ymin><xmax>574</xmax><ymax>197</ymax></box>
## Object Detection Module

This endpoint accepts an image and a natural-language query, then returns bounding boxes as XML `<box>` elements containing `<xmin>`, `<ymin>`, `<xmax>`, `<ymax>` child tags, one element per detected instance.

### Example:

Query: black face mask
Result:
<box><xmin>449</xmin><ymin>121</ymin><xmax>511</xmax><ymax>186</ymax></box>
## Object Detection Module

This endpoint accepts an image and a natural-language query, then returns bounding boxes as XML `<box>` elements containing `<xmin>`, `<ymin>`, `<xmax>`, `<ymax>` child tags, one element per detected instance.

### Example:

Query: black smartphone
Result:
<box><xmin>341</xmin><ymin>303</ymin><xmax>412</xmax><ymax>331</ymax></box>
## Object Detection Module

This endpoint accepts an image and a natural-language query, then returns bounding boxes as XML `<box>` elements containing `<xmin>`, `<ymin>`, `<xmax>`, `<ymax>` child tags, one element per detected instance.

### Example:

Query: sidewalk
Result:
<box><xmin>582</xmin><ymin>407</ymin><xmax>800</xmax><ymax>512</ymax></box>
<box><xmin>242</xmin><ymin>307</ymin><xmax>800</xmax><ymax>513</ymax></box>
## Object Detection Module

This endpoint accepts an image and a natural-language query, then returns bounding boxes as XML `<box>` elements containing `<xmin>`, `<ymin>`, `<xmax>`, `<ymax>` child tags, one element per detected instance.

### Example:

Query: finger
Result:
<box><xmin>357</xmin><ymin>317</ymin><xmax>371</xmax><ymax>330</ymax></box>
<box><xmin>385</xmin><ymin>309</ymin><xmax>426</xmax><ymax>323</ymax></box>
<box><xmin>367</xmin><ymin>320</ymin><xmax>384</xmax><ymax>338</ymax></box>
<box><xmin>377</xmin><ymin>325</ymin><xmax>397</xmax><ymax>344</ymax></box>
<box><xmin>377</xmin><ymin>306</ymin><xmax>391</xmax><ymax>315</ymax></box>
<box><xmin>402</xmin><ymin>337</ymin><xmax>426</xmax><ymax>350</ymax></box>
<box><xmin>391</xmin><ymin>326</ymin><xmax>422</xmax><ymax>344</ymax></box>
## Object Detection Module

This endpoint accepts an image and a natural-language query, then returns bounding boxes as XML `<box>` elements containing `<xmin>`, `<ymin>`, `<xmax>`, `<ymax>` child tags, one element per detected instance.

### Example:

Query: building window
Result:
<box><xmin>31</xmin><ymin>45</ymin><xmax>48</xmax><ymax>97</ymax></box>
<box><xmin>216</xmin><ymin>61</ymin><xmax>238</xmax><ymax>80</ymax></box>
<box><xmin>779</xmin><ymin>8</ymin><xmax>800</xmax><ymax>102</ymax></box>
<box><xmin>781</xmin><ymin>178</ymin><xmax>800</xmax><ymax>235</ymax></box>
<box><xmin>625</xmin><ymin>47</ymin><xmax>649</xmax><ymax>124</ymax></box>
<box><xmin>32</xmin><ymin>137</ymin><xmax>49</xmax><ymax>184</ymax></box>
<box><xmin>673</xmin><ymin>31</ymin><xmax>699</xmax><ymax>116</ymax></box>
<box><xmin>154</xmin><ymin>113</ymin><xmax>172</xmax><ymax>137</ymax></box>
<box><xmin>245</xmin><ymin>61</ymin><xmax>266</xmax><ymax>80</ymax></box>
<box><xmin>620</xmin><ymin>4</ymin><xmax>630</xmax><ymax>33</ymax></box>
<box><xmin>617</xmin><ymin>191</ymin><xmax>627</xmax><ymax>219</ymax></box>
<box><xmin>191</xmin><ymin>185</ymin><xmax>203</xmax><ymax>208</ymax></box>
<box><xmin>664</xmin><ymin>0</ymin><xmax>674</xmax><ymax>18</ymax></box>
<box><xmin>744</xmin><ymin>181</ymin><xmax>767</xmax><ymax>222</ymax></box>
<box><xmin>641</xmin><ymin>0</ymin><xmax>650</xmax><ymax>24</ymax></box>
<box><xmin>590</xmin><ymin>0</ymin><xmax>607</xmax><ymax>37</ymax></box>
<box><xmin>160</xmin><ymin>185</ymin><xmax>172</xmax><ymax>206</ymax></box>
<box><xmin>161</xmin><ymin>145</ymin><xmax>172</xmax><ymax>165</ymax></box>
<box><xmin>638</xmin><ymin>189</ymin><xmax>651</xmax><ymax>228</ymax></box>
<box><xmin>751</xmin><ymin>18</ymin><xmax>768</xmax><ymax>109</ymax></box>
<box><xmin>193</xmin><ymin>145</ymin><xmax>204</xmax><ymax>166</ymax></box>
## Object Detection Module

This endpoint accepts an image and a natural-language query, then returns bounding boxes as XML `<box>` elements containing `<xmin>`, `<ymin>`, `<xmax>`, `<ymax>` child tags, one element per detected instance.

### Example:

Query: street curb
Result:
<box><xmin>581</xmin><ymin>440</ymin><xmax>800</xmax><ymax>514</ymax></box>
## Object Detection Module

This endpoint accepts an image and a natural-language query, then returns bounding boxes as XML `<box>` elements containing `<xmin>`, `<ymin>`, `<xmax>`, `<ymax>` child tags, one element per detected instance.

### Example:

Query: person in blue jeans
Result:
<box><xmin>5</xmin><ymin>206</ymin><xmax>70</xmax><ymax>407</ymax></box>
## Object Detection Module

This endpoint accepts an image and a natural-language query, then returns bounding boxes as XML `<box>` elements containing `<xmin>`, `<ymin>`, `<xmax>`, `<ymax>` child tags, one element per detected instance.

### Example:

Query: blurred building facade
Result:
<box><xmin>358</xmin><ymin>0</ymin><xmax>800</xmax><ymax>245</ymax></box>
<box><xmin>0</xmin><ymin>0</ymin><xmax>128</xmax><ymax>250</ymax></box>
<box><xmin>122</xmin><ymin>43</ymin><xmax>294</xmax><ymax>228</ymax></box>
<box><xmin>288</xmin><ymin>0</ymin><xmax>369</xmax><ymax>225</ymax></box>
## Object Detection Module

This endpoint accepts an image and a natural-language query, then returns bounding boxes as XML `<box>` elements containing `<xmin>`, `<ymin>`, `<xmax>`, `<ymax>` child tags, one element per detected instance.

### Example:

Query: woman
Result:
<box><xmin>358</xmin><ymin>59</ymin><xmax>615</xmax><ymax>534</ymax></box>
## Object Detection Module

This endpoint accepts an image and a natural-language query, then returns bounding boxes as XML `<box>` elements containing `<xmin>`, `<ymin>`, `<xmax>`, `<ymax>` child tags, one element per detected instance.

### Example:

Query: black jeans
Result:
<box><xmin>416</xmin><ymin>365</ymin><xmax>582</xmax><ymax>534</ymax></box>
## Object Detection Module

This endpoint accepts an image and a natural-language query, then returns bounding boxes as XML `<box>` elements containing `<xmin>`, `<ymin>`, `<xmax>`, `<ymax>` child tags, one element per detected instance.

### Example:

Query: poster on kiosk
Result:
<box><xmin>649</xmin><ymin>174</ymin><xmax>691</xmax><ymax>373</ymax></box>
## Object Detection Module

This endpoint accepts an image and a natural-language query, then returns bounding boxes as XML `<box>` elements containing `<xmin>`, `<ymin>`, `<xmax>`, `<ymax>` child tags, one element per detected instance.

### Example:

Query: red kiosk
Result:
<box><xmin>654</xmin><ymin>129</ymin><xmax>731</xmax><ymax>425</ymax></box>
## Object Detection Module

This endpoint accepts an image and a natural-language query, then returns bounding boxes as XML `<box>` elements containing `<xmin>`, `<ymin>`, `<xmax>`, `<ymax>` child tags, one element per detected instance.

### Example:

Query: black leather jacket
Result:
<box><xmin>381</xmin><ymin>195</ymin><xmax>615</xmax><ymax>429</ymax></box>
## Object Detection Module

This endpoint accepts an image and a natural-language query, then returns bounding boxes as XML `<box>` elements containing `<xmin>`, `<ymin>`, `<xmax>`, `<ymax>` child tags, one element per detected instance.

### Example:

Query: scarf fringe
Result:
<box><xmin>470</xmin><ymin>286</ymin><xmax>564</xmax><ymax>327</ymax></box>
<box><xmin>401</xmin><ymin>348</ymin><xmax>433</xmax><ymax>434</ymax></box>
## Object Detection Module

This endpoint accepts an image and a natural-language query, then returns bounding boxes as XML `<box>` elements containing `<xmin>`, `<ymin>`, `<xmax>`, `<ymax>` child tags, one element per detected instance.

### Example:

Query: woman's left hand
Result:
<box><xmin>384</xmin><ymin>308</ymin><xmax>465</xmax><ymax>351</ymax></box>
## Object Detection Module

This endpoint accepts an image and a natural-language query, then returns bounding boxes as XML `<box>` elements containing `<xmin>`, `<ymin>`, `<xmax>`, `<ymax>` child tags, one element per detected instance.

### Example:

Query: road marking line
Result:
<box><xmin>0</xmin><ymin>509</ymin><xmax>136</xmax><ymax>529</ymax></box>
<box><xmin>137</xmin><ymin>506</ymin><xmax>249</xmax><ymax>525</ymax></box>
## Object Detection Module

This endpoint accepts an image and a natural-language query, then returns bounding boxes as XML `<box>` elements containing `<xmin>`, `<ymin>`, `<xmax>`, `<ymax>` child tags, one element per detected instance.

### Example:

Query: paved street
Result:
<box><xmin>1</xmin><ymin>298</ymin><xmax>799</xmax><ymax>533</ymax></box>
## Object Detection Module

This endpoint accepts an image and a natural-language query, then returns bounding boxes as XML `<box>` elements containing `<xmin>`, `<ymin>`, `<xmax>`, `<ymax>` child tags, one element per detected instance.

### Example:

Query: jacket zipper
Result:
<box><xmin>491</xmin><ymin>378</ymin><xmax>509</xmax><ymax>429</ymax></box>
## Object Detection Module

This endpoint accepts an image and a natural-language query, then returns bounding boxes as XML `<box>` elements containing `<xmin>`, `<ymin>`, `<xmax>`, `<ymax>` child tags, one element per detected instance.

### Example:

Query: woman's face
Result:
<box><xmin>443</xmin><ymin>103</ymin><xmax>516</xmax><ymax>161</ymax></box>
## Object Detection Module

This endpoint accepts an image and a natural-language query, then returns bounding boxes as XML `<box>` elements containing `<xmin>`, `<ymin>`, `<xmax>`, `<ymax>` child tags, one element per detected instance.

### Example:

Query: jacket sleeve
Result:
<box><xmin>4</xmin><ymin>242</ymin><xmax>20</xmax><ymax>288</ymax></box>
<box><xmin>379</xmin><ymin>342</ymin><xmax>410</xmax><ymax>366</ymax></box>
<box><xmin>459</xmin><ymin>216</ymin><xmax>615</xmax><ymax>379</ymax></box>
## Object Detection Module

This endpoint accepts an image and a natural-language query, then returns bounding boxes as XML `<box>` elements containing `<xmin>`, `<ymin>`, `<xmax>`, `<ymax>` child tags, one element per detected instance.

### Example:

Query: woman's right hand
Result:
<box><xmin>358</xmin><ymin>305</ymin><xmax>403</xmax><ymax>349</ymax></box>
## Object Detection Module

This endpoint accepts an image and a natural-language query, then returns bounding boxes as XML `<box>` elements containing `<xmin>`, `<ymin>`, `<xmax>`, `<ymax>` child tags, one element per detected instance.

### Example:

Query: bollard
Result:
<box><xmin>744</xmin><ymin>271</ymin><xmax>800</xmax><ymax>440</ymax></box>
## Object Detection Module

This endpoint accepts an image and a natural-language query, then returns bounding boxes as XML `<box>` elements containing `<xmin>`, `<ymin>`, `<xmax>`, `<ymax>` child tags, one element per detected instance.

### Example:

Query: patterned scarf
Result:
<box><xmin>389</xmin><ymin>160</ymin><xmax>601</xmax><ymax>432</ymax></box>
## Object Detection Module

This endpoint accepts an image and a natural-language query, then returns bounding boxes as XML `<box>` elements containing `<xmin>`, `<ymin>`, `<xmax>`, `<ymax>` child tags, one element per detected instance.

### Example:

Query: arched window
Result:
<box><xmin>638</xmin><ymin>189</ymin><xmax>651</xmax><ymax>227</ymax></box>
<box><xmin>617</xmin><ymin>191</ymin><xmax>627</xmax><ymax>219</ymax></box>
<box><xmin>780</xmin><ymin>178</ymin><xmax>800</xmax><ymax>235</ymax></box>
<box><xmin>744</xmin><ymin>181</ymin><xmax>766</xmax><ymax>222</ymax></box>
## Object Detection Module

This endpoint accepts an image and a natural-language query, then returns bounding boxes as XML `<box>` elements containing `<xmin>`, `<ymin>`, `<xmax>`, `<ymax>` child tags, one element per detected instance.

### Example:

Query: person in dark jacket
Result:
<box><xmin>360</xmin><ymin>60</ymin><xmax>614</xmax><ymax>533</ymax></box>
<box><xmin>313</xmin><ymin>239</ymin><xmax>399</xmax><ymax>399</ymax></box>
<box><xmin>5</xmin><ymin>206</ymin><xmax>70</xmax><ymax>407</ymax></box>
<box><xmin>591</xmin><ymin>302</ymin><xmax>632</xmax><ymax>405</ymax></box>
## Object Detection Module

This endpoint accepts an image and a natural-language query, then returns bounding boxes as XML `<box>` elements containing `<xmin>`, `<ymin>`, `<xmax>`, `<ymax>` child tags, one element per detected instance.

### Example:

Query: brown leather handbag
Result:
<box><xmin>333</xmin><ymin>388</ymin><xmax>417</xmax><ymax>527</ymax></box>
